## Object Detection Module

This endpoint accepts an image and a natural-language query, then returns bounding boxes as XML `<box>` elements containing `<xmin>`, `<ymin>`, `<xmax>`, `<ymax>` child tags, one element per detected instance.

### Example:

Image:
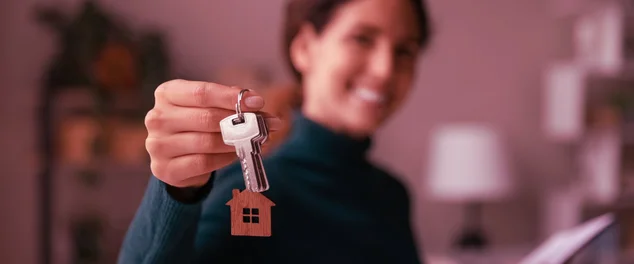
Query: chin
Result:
<box><xmin>344</xmin><ymin>111</ymin><xmax>383</xmax><ymax>136</ymax></box>
<box><xmin>343</xmin><ymin>94</ymin><xmax>390</xmax><ymax>134</ymax></box>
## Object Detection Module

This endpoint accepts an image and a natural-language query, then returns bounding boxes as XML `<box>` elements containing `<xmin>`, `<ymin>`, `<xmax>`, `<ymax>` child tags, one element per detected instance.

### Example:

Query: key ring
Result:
<box><xmin>234</xmin><ymin>88</ymin><xmax>250</xmax><ymax>124</ymax></box>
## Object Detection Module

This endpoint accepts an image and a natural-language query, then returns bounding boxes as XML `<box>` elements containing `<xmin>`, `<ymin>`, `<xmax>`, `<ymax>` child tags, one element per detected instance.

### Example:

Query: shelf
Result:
<box><xmin>622</xmin><ymin>123</ymin><xmax>634</xmax><ymax>145</ymax></box>
<box><xmin>586</xmin><ymin>60</ymin><xmax>634</xmax><ymax>82</ymax></box>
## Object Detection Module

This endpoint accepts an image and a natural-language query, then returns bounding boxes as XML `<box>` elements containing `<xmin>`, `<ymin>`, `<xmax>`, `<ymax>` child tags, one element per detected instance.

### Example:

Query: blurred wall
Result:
<box><xmin>1</xmin><ymin>0</ymin><xmax>43</xmax><ymax>263</ymax></box>
<box><xmin>0</xmin><ymin>0</ymin><xmax>574</xmax><ymax>262</ymax></box>
<box><xmin>372</xmin><ymin>0</ymin><xmax>575</xmax><ymax>253</ymax></box>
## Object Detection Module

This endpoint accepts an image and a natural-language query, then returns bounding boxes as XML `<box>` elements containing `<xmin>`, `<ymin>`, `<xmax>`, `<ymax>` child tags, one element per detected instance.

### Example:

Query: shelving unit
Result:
<box><xmin>543</xmin><ymin>0</ymin><xmax>634</xmax><ymax>256</ymax></box>
<box><xmin>46</xmin><ymin>88</ymin><xmax>150</xmax><ymax>264</ymax></box>
<box><xmin>34</xmin><ymin>2</ymin><xmax>171</xmax><ymax>263</ymax></box>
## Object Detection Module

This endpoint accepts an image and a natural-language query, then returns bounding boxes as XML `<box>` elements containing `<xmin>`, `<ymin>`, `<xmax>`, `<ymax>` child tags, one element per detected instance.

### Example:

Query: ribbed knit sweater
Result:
<box><xmin>117</xmin><ymin>110</ymin><xmax>422</xmax><ymax>264</ymax></box>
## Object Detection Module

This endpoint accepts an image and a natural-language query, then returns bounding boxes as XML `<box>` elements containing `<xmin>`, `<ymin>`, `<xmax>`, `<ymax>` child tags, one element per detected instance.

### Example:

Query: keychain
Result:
<box><xmin>220</xmin><ymin>89</ymin><xmax>275</xmax><ymax>237</ymax></box>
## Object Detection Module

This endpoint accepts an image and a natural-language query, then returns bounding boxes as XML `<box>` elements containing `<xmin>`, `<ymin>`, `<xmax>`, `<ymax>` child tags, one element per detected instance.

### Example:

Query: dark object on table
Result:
<box><xmin>454</xmin><ymin>203</ymin><xmax>489</xmax><ymax>251</ymax></box>
<box><xmin>71</xmin><ymin>215</ymin><xmax>104</xmax><ymax>264</ymax></box>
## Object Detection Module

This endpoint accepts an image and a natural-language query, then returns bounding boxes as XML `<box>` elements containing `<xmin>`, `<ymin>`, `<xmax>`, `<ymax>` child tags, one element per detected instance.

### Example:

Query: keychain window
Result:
<box><xmin>242</xmin><ymin>208</ymin><xmax>260</xmax><ymax>224</ymax></box>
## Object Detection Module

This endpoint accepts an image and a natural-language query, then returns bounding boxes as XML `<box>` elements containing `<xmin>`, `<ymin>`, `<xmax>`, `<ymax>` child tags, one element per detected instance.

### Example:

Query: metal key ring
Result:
<box><xmin>235</xmin><ymin>88</ymin><xmax>250</xmax><ymax>122</ymax></box>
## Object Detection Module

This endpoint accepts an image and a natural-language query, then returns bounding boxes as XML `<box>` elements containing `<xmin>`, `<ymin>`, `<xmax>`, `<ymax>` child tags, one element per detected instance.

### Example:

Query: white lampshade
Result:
<box><xmin>426</xmin><ymin>123</ymin><xmax>514</xmax><ymax>202</ymax></box>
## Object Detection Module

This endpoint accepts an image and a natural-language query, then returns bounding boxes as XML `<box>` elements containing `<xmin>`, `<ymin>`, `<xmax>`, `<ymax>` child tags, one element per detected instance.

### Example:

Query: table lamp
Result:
<box><xmin>426</xmin><ymin>123</ymin><xmax>514</xmax><ymax>250</ymax></box>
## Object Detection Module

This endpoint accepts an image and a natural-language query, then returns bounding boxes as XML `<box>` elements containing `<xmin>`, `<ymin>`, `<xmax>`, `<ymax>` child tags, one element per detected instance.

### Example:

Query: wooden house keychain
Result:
<box><xmin>219</xmin><ymin>89</ymin><xmax>275</xmax><ymax>237</ymax></box>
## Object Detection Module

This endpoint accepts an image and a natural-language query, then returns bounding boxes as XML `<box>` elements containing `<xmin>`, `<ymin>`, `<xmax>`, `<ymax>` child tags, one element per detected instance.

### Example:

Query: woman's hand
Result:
<box><xmin>145</xmin><ymin>79</ymin><xmax>282</xmax><ymax>188</ymax></box>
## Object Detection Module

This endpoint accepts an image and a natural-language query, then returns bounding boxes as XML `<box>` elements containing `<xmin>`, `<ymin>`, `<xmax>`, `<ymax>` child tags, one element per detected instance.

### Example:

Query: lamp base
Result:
<box><xmin>454</xmin><ymin>203</ymin><xmax>488</xmax><ymax>251</ymax></box>
<box><xmin>454</xmin><ymin>227</ymin><xmax>488</xmax><ymax>250</ymax></box>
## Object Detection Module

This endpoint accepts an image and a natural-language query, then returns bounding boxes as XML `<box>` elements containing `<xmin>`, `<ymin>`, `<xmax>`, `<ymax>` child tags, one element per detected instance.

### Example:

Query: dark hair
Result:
<box><xmin>282</xmin><ymin>0</ymin><xmax>433</xmax><ymax>82</ymax></box>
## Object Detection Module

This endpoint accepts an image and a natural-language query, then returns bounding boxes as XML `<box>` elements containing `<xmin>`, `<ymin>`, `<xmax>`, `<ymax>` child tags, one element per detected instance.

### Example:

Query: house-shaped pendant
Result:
<box><xmin>226</xmin><ymin>189</ymin><xmax>275</xmax><ymax>237</ymax></box>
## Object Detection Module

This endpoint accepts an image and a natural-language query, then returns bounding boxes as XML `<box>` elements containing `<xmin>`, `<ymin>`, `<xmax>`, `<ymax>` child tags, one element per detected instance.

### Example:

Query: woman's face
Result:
<box><xmin>294</xmin><ymin>0</ymin><xmax>422</xmax><ymax>137</ymax></box>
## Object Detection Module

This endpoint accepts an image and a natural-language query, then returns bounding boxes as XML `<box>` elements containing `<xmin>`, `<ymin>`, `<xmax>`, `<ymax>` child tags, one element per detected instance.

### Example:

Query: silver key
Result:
<box><xmin>219</xmin><ymin>112</ymin><xmax>269</xmax><ymax>192</ymax></box>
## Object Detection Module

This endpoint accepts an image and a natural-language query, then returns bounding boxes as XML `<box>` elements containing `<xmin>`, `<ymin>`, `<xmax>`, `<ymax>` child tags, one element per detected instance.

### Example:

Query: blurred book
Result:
<box><xmin>520</xmin><ymin>213</ymin><xmax>618</xmax><ymax>264</ymax></box>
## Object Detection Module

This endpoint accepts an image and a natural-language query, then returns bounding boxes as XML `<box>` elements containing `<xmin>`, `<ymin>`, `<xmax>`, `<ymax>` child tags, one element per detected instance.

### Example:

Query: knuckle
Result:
<box><xmin>150</xmin><ymin>160</ymin><xmax>166</xmax><ymax>179</ymax></box>
<box><xmin>154</xmin><ymin>80</ymin><xmax>173</xmax><ymax>99</ymax></box>
<box><xmin>195</xmin><ymin>133</ymin><xmax>214</xmax><ymax>150</ymax></box>
<box><xmin>154</xmin><ymin>83</ymin><xmax>165</xmax><ymax>100</ymax></box>
<box><xmin>198</xmin><ymin>109</ymin><xmax>215</xmax><ymax>130</ymax></box>
<box><xmin>144</xmin><ymin>109</ymin><xmax>163</xmax><ymax>130</ymax></box>
<box><xmin>151</xmin><ymin>158</ymin><xmax>189</xmax><ymax>186</ymax></box>
<box><xmin>156</xmin><ymin>79</ymin><xmax>186</xmax><ymax>103</ymax></box>
<box><xmin>160</xmin><ymin>161</ymin><xmax>180</xmax><ymax>184</ymax></box>
<box><xmin>192</xmin><ymin>82</ymin><xmax>210</xmax><ymax>106</ymax></box>
<box><xmin>209</xmin><ymin>110</ymin><xmax>222</xmax><ymax>124</ymax></box>
<box><xmin>191</xmin><ymin>154</ymin><xmax>211</xmax><ymax>172</ymax></box>
<box><xmin>145</xmin><ymin>137</ymin><xmax>163</xmax><ymax>156</ymax></box>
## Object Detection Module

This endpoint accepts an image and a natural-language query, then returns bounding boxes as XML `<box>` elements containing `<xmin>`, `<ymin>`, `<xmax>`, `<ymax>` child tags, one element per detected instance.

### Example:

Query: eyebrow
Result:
<box><xmin>353</xmin><ymin>24</ymin><xmax>381</xmax><ymax>35</ymax></box>
<box><xmin>354</xmin><ymin>23</ymin><xmax>421</xmax><ymax>44</ymax></box>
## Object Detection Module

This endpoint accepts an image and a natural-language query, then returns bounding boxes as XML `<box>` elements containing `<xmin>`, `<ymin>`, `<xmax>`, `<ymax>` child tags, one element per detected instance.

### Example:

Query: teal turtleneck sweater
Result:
<box><xmin>118</xmin><ymin>111</ymin><xmax>422</xmax><ymax>264</ymax></box>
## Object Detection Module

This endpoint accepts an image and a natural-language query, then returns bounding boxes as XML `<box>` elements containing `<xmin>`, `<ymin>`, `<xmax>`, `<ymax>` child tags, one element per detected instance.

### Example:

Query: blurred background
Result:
<box><xmin>0</xmin><ymin>0</ymin><xmax>633</xmax><ymax>263</ymax></box>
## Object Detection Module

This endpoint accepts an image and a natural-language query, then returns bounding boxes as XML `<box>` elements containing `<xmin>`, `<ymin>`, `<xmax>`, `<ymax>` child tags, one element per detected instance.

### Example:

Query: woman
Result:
<box><xmin>118</xmin><ymin>0</ymin><xmax>432</xmax><ymax>263</ymax></box>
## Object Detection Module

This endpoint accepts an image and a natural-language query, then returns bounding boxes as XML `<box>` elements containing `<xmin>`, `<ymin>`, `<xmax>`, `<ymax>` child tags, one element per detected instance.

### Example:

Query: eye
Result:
<box><xmin>395</xmin><ymin>45</ymin><xmax>417</xmax><ymax>60</ymax></box>
<box><xmin>352</xmin><ymin>34</ymin><xmax>374</xmax><ymax>48</ymax></box>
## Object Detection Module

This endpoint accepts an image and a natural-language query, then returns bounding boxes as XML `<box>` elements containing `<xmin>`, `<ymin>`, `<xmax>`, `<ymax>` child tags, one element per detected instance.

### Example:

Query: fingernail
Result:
<box><xmin>245</xmin><ymin>96</ymin><xmax>264</xmax><ymax>108</ymax></box>
<box><xmin>265</xmin><ymin>117</ymin><xmax>283</xmax><ymax>130</ymax></box>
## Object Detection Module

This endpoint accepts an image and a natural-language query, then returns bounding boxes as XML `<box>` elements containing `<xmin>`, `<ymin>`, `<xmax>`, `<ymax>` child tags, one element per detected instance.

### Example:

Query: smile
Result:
<box><xmin>353</xmin><ymin>88</ymin><xmax>386</xmax><ymax>105</ymax></box>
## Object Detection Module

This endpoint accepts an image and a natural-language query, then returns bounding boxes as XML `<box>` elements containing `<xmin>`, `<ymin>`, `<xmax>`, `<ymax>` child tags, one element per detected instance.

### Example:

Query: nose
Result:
<box><xmin>366</xmin><ymin>44</ymin><xmax>394</xmax><ymax>84</ymax></box>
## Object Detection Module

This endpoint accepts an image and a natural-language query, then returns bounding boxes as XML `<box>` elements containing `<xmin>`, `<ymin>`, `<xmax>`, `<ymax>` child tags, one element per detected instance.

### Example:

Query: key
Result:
<box><xmin>219</xmin><ymin>112</ymin><xmax>269</xmax><ymax>192</ymax></box>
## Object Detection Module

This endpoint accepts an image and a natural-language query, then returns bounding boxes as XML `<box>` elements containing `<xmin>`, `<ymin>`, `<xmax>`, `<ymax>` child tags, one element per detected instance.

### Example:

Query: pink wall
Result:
<box><xmin>1</xmin><ymin>0</ymin><xmax>44</xmax><ymax>263</ymax></box>
<box><xmin>0</xmin><ymin>0</ymin><xmax>573</xmax><ymax>262</ymax></box>
<box><xmin>372</xmin><ymin>0</ymin><xmax>574</xmax><ymax>252</ymax></box>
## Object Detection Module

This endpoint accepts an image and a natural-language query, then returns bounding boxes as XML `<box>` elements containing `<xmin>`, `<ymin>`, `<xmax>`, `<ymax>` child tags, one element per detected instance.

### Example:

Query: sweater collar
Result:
<box><xmin>275</xmin><ymin>110</ymin><xmax>372</xmax><ymax>166</ymax></box>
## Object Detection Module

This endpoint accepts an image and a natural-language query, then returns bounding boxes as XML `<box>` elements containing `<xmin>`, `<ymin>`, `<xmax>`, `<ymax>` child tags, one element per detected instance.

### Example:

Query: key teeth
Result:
<box><xmin>241</xmin><ymin>157</ymin><xmax>251</xmax><ymax>189</ymax></box>
<box><xmin>240</xmin><ymin>157</ymin><xmax>269</xmax><ymax>193</ymax></box>
<box><xmin>225</xmin><ymin>113</ymin><xmax>270</xmax><ymax>193</ymax></box>
<box><xmin>247</xmin><ymin>184</ymin><xmax>270</xmax><ymax>193</ymax></box>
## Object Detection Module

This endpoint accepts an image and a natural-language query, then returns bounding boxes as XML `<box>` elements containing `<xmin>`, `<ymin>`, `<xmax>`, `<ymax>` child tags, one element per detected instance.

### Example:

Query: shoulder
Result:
<box><xmin>370</xmin><ymin>162</ymin><xmax>413</xmax><ymax>203</ymax></box>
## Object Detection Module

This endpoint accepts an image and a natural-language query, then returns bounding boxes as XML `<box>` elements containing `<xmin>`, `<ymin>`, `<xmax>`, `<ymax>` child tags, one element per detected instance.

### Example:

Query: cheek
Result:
<box><xmin>316</xmin><ymin>43</ymin><xmax>364</xmax><ymax>93</ymax></box>
<box><xmin>391</xmin><ymin>72</ymin><xmax>415</xmax><ymax>105</ymax></box>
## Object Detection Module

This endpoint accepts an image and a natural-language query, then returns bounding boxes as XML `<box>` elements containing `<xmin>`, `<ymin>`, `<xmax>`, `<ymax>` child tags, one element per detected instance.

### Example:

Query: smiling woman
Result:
<box><xmin>118</xmin><ymin>0</ymin><xmax>434</xmax><ymax>263</ymax></box>
<box><xmin>284</xmin><ymin>0</ymin><xmax>432</xmax><ymax>137</ymax></box>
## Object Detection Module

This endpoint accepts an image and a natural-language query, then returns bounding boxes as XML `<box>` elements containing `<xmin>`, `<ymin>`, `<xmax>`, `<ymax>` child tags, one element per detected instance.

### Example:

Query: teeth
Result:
<box><xmin>355</xmin><ymin>88</ymin><xmax>385</xmax><ymax>104</ymax></box>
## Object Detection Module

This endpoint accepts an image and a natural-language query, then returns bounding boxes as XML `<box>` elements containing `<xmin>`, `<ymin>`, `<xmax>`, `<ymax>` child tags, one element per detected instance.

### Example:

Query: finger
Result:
<box><xmin>177</xmin><ymin>174</ymin><xmax>215</xmax><ymax>188</ymax></box>
<box><xmin>146</xmin><ymin>132</ymin><xmax>235</xmax><ymax>158</ymax></box>
<box><xmin>158</xmin><ymin>153</ymin><xmax>237</xmax><ymax>185</ymax></box>
<box><xmin>147</xmin><ymin>107</ymin><xmax>234</xmax><ymax>133</ymax></box>
<box><xmin>145</xmin><ymin>106</ymin><xmax>284</xmax><ymax>134</ymax></box>
<box><xmin>255</xmin><ymin>110</ymin><xmax>284</xmax><ymax>119</ymax></box>
<box><xmin>156</xmin><ymin>79</ymin><xmax>265</xmax><ymax>110</ymax></box>
<box><xmin>264</xmin><ymin>116</ymin><xmax>284</xmax><ymax>131</ymax></box>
